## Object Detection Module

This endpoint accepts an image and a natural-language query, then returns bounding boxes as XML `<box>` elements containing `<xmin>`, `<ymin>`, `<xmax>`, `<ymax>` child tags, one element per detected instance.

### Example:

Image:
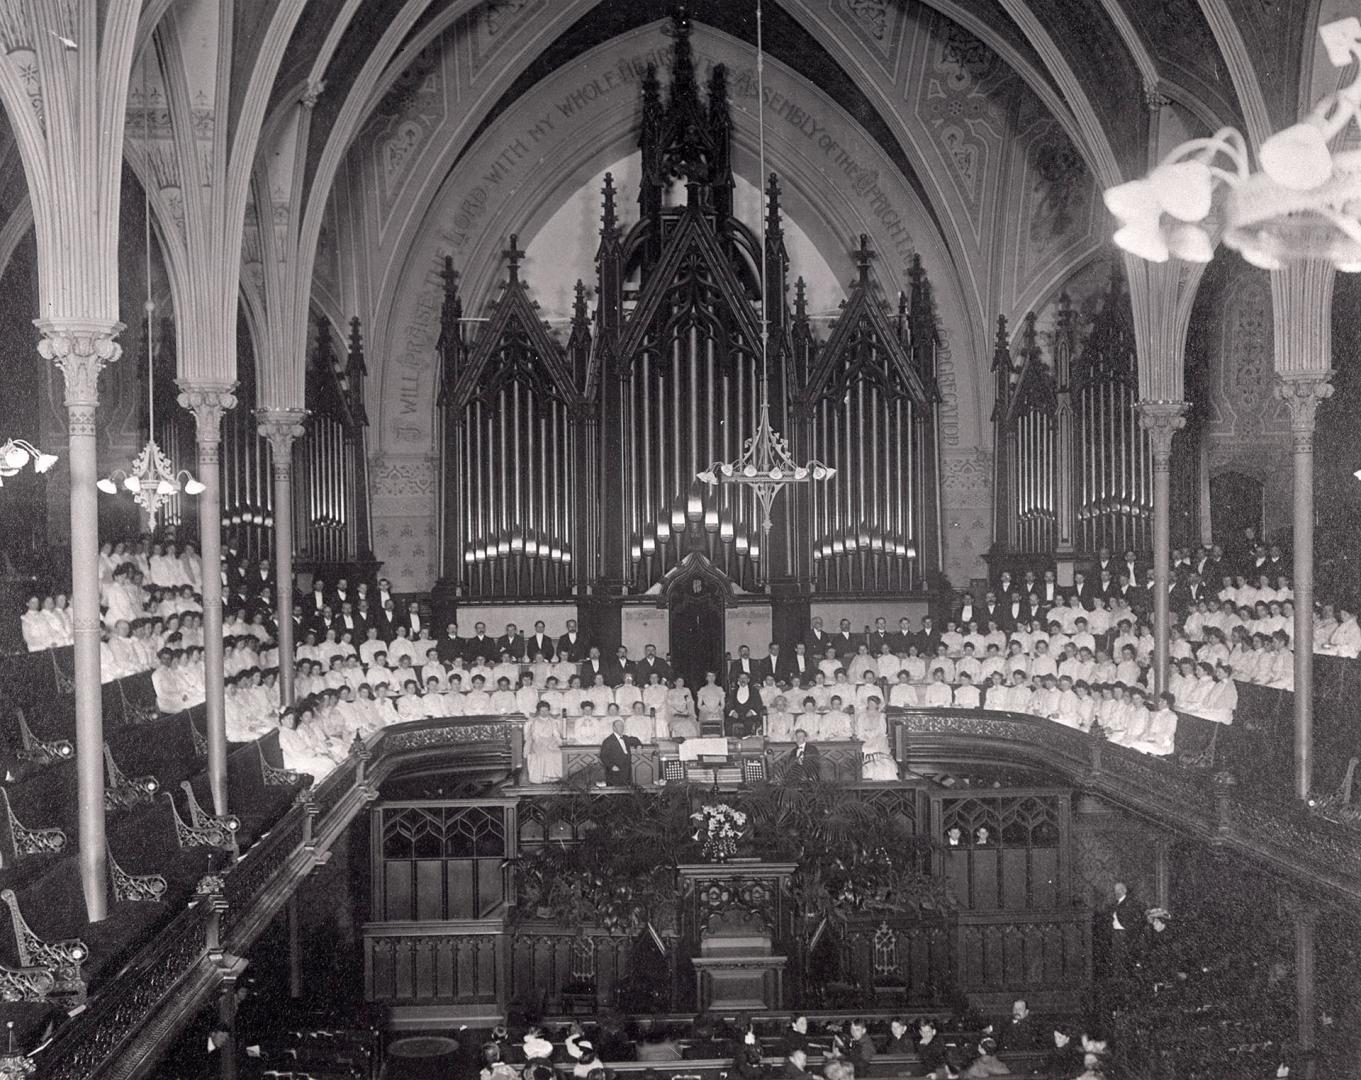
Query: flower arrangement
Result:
<box><xmin>692</xmin><ymin>803</ymin><xmax>747</xmax><ymax>862</ymax></box>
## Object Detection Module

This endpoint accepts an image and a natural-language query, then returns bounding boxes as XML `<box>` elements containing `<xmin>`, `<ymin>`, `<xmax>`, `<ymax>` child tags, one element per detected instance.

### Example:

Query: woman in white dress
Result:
<box><xmin>523</xmin><ymin>702</ymin><xmax>564</xmax><ymax>784</ymax></box>
<box><xmin>856</xmin><ymin>697</ymin><xmax>898</xmax><ymax>781</ymax></box>
<box><xmin>666</xmin><ymin>677</ymin><xmax>699</xmax><ymax>738</ymax></box>
<box><xmin>20</xmin><ymin>597</ymin><xmax>51</xmax><ymax>652</ymax></box>
<box><xmin>642</xmin><ymin>672</ymin><xmax>670</xmax><ymax>732</ymax></box>
<box><xmin>696</xmin><ymin>671</ymin><xmax>726</xmax><ymax>731</ymax></box>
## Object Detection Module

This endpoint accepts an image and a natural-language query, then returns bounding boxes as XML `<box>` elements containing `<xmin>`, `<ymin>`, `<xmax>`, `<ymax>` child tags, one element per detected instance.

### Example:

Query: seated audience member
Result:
<box><xmin>923</xmin><ymin>667</ymin><xmax>953</xmax><ymax>707</ymax></box>
<box><xmin>667</xmin><ymin>677</ymin><xmax>699</xmax><ymax>738</ymax></box>
<box><xmin>915</xmin><ymin>1019</ymin><xmax>950</xmax><ymax>1079</ymax></box>
<box><xmin>997</xmin><ymin>998</ymin><xmax>1040</xmax><ymax>1051</ymax></box>
<box><xmin>783</xmin><ymin>1048</ymin><xmax>814</xmax><ymax>1080</ymax></box>
<box><xmin>961</xmin><ymin>1037</ymin><xmax>1008</xmax><ymax>1077</ymax></box>
<box><xmin>953</xmin><ymin>669</ymin><xmax>982</xmax><ymax>709</ymax></box>
<box><xmin>1317</xmin><ymin>604</ymin><xmax>1360</xmax><ymax>658</ymax></box>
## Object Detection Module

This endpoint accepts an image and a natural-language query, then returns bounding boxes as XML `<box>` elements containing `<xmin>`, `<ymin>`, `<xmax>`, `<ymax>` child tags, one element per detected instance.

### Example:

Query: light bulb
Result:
<box><xmin>1260</xmin><ymin>122</ymin><xmax>1334</xmax><ymax>191</ymax></box>
<box><xmin>1148</xmin><ymin>161</ymin><xmax>1214</xmax><ymax>221</ymax></box>
<box><xmin>96</xmin><ymin>477</ymin><xmax>118</xmax><ymax>494</ymax></box>
<box><xmin>742</xmin><ymin>463</ymin><xmax>758</xmax><ymax>477</ymax></box>
<box><xmin>769</xmin><ymin>467</ymin><xmax>782</xmax><ymax>481</ymax></box>
<box><xmin>183</xmin><ymin>477</ymin><xmax>205</xmax><ymax>495</ymax></box>
<box><xmin>1166</xmin><ymin>223</ymin><xmax>1214</xmax><ymax>263</ymax></box>
<box><xmin>1112</xmin><ymin>221</ymin><xmax>1170</xmax><ymax>262</ymax></box>
<box><xmin>793</xmin><ymin>467</ymin><xmax>808</xmax><ymax>480</ymax></box>
<box><xmin>156</xmin><ymin>479</ymin><xmax>176</xmax><ymax>495</ymax></box>
<box><xmin>1239</xmin><ymin>244</ymin><xmax>1283</xmax><ymax>271</ymax></box>
<box><xmin>123</xmin><ymin>475</ymin><xmax>141</xmax><ymax>493</ymax></box>
<box><xmin>697</xmin><ymin>470</ymin><xmax>717</xmax><ymax>485</ymax></box>
<box><xmin>3</xmin><ymin>446</ymin><xmax>28</xmax><ymax>470</ymax></box>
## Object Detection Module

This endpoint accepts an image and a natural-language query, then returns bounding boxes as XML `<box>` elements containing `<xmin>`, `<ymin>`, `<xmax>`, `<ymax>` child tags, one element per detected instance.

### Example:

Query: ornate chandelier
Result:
<box><xmin>97</xmin><ymin>66</ymin><xmax>201</xmax><ymax>527</ymax></box>
<box><xmin>0</xmin><ymin>438</ymin><xmax>57</xmax><ymax>485</ymax></box>
<box><xmin>1105</xmin><ymin>17</ymin><xmax>1361</xmax><ymax>270</ymax></box>
<box><xmin>695</xmin><ymin>0</ymin><xmax>833</xmax><ymax>533</ymax></box>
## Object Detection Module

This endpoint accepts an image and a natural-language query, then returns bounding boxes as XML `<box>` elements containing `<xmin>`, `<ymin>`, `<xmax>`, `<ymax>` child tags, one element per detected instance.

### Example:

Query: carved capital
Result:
<box><xmin>257</xmin><ymin>408</ymin><xmax>308</xmax><ymax>462</ymax></box>
<box><xmin>300</xmin><ymin>80</ymin><xmax>325</xmax><ymax>110</ymax></box>
<box><xmin>34</xmin><ymin>319</ymin><xmax>125</xmax><ymax>409</ymax></box>
<box><xmin>1274</xmin><ymin>373</ymin><xmax>1333</xmax><ymax>445</ymax></box>
<box><xmin>177</xmin><ymin>382</ymin><xmax>238</xmax><ymax>442</ymax></box>
<box><xmin>1136</xmin><ymin>400</ymin><xmax>1188</xmax><ymax>461</ymax></box>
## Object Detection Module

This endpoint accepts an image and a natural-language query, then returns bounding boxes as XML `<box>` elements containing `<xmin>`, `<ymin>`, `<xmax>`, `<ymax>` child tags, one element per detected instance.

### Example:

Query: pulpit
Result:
<box><xmin>678</xmin><ymin>862</ymin><xmax>796</xmax><ymax>1011</ymax></box>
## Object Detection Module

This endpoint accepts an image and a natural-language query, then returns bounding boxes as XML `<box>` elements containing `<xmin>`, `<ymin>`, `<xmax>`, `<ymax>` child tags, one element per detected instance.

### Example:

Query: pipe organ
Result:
<box><xmin>295</xmin><ymin>317</ymin><xmax>372</xmax><ymax>568</ymax></box>
<box><xmin>992</xmin><ymin>275</ymin><xmax>1151</xmax><ymax>562</ymax></box>
<box><xmin>436</xmin><ymin>16</ymin><xmax>942</xmax><ymax>601</ymax></box>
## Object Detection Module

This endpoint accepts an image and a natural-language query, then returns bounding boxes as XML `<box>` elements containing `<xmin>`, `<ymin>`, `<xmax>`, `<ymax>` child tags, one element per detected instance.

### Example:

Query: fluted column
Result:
<box><xmin>37</xmin><ymin>319</ymin><xmax>123</xmax><ymax>921</ymax></box>
<box><xmin>1137</xmin><ymin>401</ymin><xmax>1187</xmax><ymax>695</ymax></box>
<box><xmin>1275</xmin><ymin>373</ymin><xmax>1333</xmax><ymax>800</ymax></box>
<box><xmin>259</xmin><ymin>409</ymin><xmax>307</xmax><ymax>708</ymax></box>
<box><xmin>179</xmin><ymin>383</ymin><xmax>238</xmax><ymax>815</ymax></box>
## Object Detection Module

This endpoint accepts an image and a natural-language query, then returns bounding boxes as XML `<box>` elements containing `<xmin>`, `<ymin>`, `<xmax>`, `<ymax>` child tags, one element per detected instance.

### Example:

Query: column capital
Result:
<box><xmin>1136</xmin><ymin>399</ymin><xmax>1188</xmax><ymax>457</ymax></box>
<box><xmin>1274</xmin><ymin>372</ymin><xmax>1334</xmax><ymax>433</ymax></box>
<box><xmin>177</xmin><ymin>381</ymin><xmax>239</xmax><ymax>437</ymax></box>
<box><xmin>257</xmin><ymin>407</ymin><xmax>308</xmax><ymax>449</ymax></box>
<box><xmin>35</xmin><ymin>319</ymin><xmax>125</xmax><ymax>407</ymax></box>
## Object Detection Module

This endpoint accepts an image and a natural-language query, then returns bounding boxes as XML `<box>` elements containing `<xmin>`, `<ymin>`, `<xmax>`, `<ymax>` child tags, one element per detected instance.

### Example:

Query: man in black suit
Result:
<box><xmin>581</xmin><ymin>646</ymin><xmax>612</xmax><ymax>688</ymax></box>
<box><xmin>1095</xmin><ymin>569</ymin><xmax>1118</xmax><ymax>601</ymax></box>
<box><xmin>726</xmin><ymin>672</ymin><xmax>764</xmax><ymax>736</ymax></box>
<box><xmin>778</xmin><ymin>642</ymin><xmax>813</xmax><ymax>686</ymax></box>
<box><xmin>1002</xmin><ymin>591</ymin><xmax>1026</xmax><ymax>632</ymax></box>
<box><xmin>916</xmin><ymin>616</ymin><xmax>941</xmax><ymax>657</ymax></box>
<box><xmin>1038</xmin><ymin>569</ymin><xmax>1061</xmax><ymax>608</ymax></box>
<box><xmin>1094</xmin><ymin>545</ymin><xmax>1117</xmax><ymax>579</ymax></box>
<box><xmin>332</xmin><ymin>602</ymin><xmax>361</xmax><ymax>641</ymax></box>
<box><xmin>891</xmin><ymin>617</ymin><xmax>916</xmax><ymax>654</ymax></box>
<box><xmin>1066</xmin><ymin>573</ymin><xmax>1093</xmax><ymax>610</ymax></box>
<box><xmin>728</xmin><ymin>645</ymin><xmax>760</xmax><ymax>687</ymax></box>
<box><xmin>980</xmin><ymin>590</ymin><xmax>1005</xmax><ymax>627</ymax></box>
<box><xmin>556</xmin><ymin>618</ymin><xmax>588</xmax><ymax>662</ymax></box>
<box><xmin>495</xmin><ymin>623</ymin><xmax>525</xmax><ymax>661</ymax></box>
<box><xmin>783</xmin><ymin>728</ymin><xmax>821</xmax><ymax>782</ymax></box>
<box><xmin>865</xmin><ymin>618</ymin><xmax>893</xmax><ymax>657</ymax></box>
<box><xmin>375</xmin><ymin>577</ymin><xmax>398</xmax><ymax>614</ymax></box>
<box><xmin>612</xmin><ymin>646</ymin><xmax>633</xmax><ymax>687</ymax></box>
<box><xmin>600</xmin><ymin>719</ymin><xmax>640</xmax><ymax>786</ymax></box>
<box><xmin>374</xmin><ymin>600</ymin><xmax>400</xmax><ymax>643</ymax></box>
<box><xmin>303</xmin><ymin>579</ymin><xmax>329</xmax><ymax>626</ymax></box>
<box><xmin>464</xmin><ymin>621</ymin><xmax>496</xmax><ymax>664</ymax></box>
<box><xmin>1097</xmin><ymin>880</ymin><xmax>1144</xmax><ymax>978</ymax></box>
<box><xmin>1121</xmin><ymin>550</ymin><xmax>1143</xmax><ymax>589</ymax></box>
<box><xmin>996</xmin><ymin>999</ymin><xmax>1041</xmax><ymax>1052</ymax></box>
<box><xmin>831</xmin><ymin>618</ymin><xmax>858</xmax><ymax>659</ymax></box>
<box><xmin>803</xmin><ymin>616</ymin><xmax>832</xmax><ymax>656</ymax></box>
<box><xmin>957</xmin><ymin>591</ymin><xmax>977</xmax><ymax>627</ymax></box>
<box><xmin>995</xmin><ymin>570</ymin><xmax>1018</xmax><ymax>600</ymax></box>
<box><xmin>526</xmin><ymin>620</ymin><xmax>556</xmax><ymax>661</ymax></box>
<box><xmin>331</xmin><ymin>577</ymin><xmax>353</xmax><ymax>611</ymax></box>
<box><xmin>436</xmin><ymin>622</ymin><xmax>464</xmax><ymax>665</ymax></box>
<box><xmin>763</xmin><ymin>642</ymin><xmax>783</xmax><ymax>683</ymax></box>
<box><xmin>635</xmin><ymin>643</ymin><xmax>673</xmax><ymax>683</ymax></box>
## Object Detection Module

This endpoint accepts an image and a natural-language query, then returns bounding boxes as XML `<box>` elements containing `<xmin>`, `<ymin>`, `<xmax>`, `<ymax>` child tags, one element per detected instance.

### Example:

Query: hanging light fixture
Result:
<box><xmin>0</xmin><ymin>438</ymin><xmax>58</xmax><ymax>486</ymax></box>
<box><xmin>97</xmin><ymin>62</ymin><xmax>202</xmax><ymax>526</ymax></box>
<box><xmin>695</xmin><ymin>0</ymin><xmax>833</xmax><ymax>531</ymax></box>
<box><xmin>1106</xmin><ymin>17</ymin><xmax>1361</xmax><ymax>270</ymax></box>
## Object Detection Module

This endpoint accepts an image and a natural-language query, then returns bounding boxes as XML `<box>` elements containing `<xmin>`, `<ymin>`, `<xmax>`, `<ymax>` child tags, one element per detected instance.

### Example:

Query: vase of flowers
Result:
<box><xmin>691</xmin><ymin>803</ymin><xmax>747</xmax><ymax>862</ymax></box>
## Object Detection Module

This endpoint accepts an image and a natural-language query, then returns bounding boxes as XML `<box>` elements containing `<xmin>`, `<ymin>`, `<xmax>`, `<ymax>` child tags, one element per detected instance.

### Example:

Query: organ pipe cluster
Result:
<box><xmin>992</xmin><ymin>276</ymin><xmax>1152</xmax><ymax>560</ymax></box>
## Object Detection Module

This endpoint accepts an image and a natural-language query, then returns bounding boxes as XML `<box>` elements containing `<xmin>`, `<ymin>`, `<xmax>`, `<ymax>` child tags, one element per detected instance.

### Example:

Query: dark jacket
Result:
<box><xmin>600</xmin><ymin>731</ymin><xmax>640</xmax><ymax>785</ymax></box>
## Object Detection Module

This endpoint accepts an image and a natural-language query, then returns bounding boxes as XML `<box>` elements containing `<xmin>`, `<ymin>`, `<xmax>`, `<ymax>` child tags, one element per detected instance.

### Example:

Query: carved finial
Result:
<box><xmin>793</xmin><ymin>277</ymin><xmax>808</xmax><ymax>323</ymax></box>
<box><xmin>990</xmin><ymin>315</ymin><xmax>1014</xmax><ymax>376</ymax></box>
<box><xmin>766</xmin><ymin>173</ymin><xmax>782</xmax><ymax>236</ymax></box>
<box><xmin>572</xmin><ymin>280</ymin><xmax>589</xmax><ymax>324</ymax></box>
<box><xmin>315</xmin><ymin>317</ymin><xmax>337</xmax><ymax>373</ymax></box>
<box><xmin>855</xmin><ymin>234</ymin><xmax>873</xmax><ymax>285</ymax></box>
<box><xmin>601</xmin><ymin>172</ymin><xmax>618</xmax><ymax>238</ymax></box>
<box><xmin>505</xmin><ymin>233</ymin><xmax>525</xmax><ymax>282</ymax></box>
<box><xmin>347</xmin><ymin>316</ymin><xmax>366</xmax><ymax>375</ymax></box>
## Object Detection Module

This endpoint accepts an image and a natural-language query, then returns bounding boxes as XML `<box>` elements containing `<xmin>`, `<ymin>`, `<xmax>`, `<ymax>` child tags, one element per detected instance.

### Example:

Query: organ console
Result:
<box><xmin>434</xmin><ymin>15</ymin><xmax>943</xmax><ymax>603</ymax></box>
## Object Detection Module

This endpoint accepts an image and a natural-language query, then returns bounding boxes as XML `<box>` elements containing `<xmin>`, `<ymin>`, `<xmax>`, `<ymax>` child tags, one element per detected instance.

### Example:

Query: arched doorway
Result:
<box><xmin>663</xmin><ymin>553</ymin><xmax>730</xmax><ymax>692</ymax></box>
<box><xmin>1209</xmin><ymin>471</ymin><xmax>1264</xmax><ymax>547</ymax></box>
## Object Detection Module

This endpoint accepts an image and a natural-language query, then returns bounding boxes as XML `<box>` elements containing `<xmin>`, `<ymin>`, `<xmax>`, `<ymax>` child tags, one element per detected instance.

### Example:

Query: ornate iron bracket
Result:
<box><xmin>258</xmin><ymin>740</ymin><xmax>300</xmax><ymax>786</ymax></box>
<box><xmin>14</xmin><ymin>710</ymin><xmax>73</xmax><ymax>768</ymax></box>
<box><xmin>180</xmin><ymin>781</ymin><xmax>240</xmax><ymax>856</ymax></box>
<box><xmin>103</xmin><ymin>745</ymin><xmax>159</xmax><ymax>811</ymax></box>
<box><xmin>0</xmin><ymin>889</ymin><xmax>87</xmax><ymax>1006</ymax></box>
<box><xmin>108</xmin><ymin>846</ymin><xmax>167</xmax><ymax>903</ymax></box>
<box><xmin>0</xmin><ymin>789</ymin><xmax>65</xmax><ymax>859</ymax></box>
<box><xmin>163</xmin><ymin>790</ymin><xmax>235</xmax><ymax>852</ymax></box>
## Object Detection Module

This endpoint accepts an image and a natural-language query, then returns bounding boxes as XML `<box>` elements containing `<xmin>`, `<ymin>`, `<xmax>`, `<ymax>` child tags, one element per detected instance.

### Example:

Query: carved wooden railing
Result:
<box><xmin>30</xmin><ymin>716</ymin><xmax>523</xmax><ymax>1080</ymax></box>
<box><xmin>892</xmin><ymin>708</ymin><xmax>1361</xmax><ymax>906</ymax></box>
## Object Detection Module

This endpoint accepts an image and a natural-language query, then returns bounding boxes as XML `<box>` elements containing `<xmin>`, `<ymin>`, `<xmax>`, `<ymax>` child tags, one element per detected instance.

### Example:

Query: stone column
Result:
<box><xmin>36</xmin><ymin>320</ymin><xmax>123</xmax><ymax>921</ymax></box>
<box><xmin>258</xmin><ymin>409</ymin><xmax>307</xmax><ymax>708</ymax></box>
<box><xmin>1137</xmin><ymin>401</ymin><xmax>1187</xmax><ymax>695</ymax></box>
<box><xmin>178</xmin><ymin>383</ymin><xmax>238</xmax><ymax>816</ymax></box>
<box><xmin>1275</xmin><ymin>373</ymin><xmax>1333</xmax><ymax>800</ymax></box>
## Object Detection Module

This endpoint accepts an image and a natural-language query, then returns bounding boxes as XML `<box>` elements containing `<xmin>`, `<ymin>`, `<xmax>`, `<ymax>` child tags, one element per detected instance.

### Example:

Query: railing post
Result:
<box><xmin>197</xmin><ymin>874</ymin><xmax>228</xmax><ymax>961</ymax></box>
<box><xmin>350</xmin><ymin>732</ymin><xmax>372</xmax><ymax>786</ymax></box>
<box><xmin>297</xmin><ymin>789</ymin><xmax>319</xmax><ymax>852</ymax></box>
